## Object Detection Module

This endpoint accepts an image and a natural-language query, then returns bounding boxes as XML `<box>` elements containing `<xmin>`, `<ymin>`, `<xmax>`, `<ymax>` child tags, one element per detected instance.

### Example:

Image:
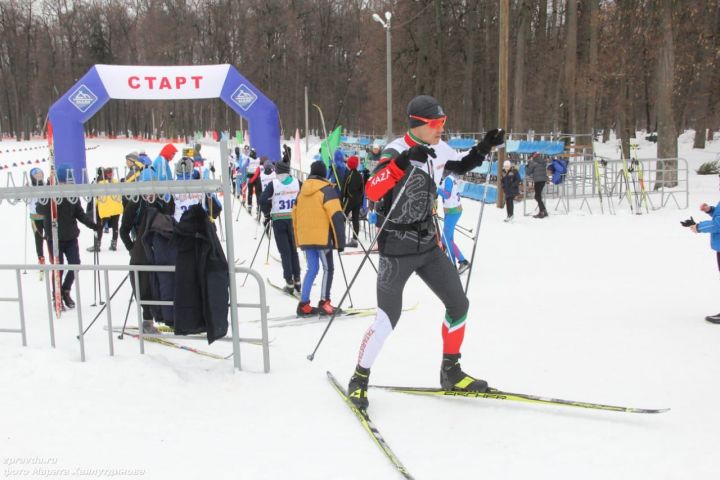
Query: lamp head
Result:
<box><xmin>372</xmin><ymin>13</ymin><xmax>384</xmax><ymax>25</ymax></box>
<box><xmin>385</xmin><ymin>11</ymin><xmax>392</xmax><ymax>21</ymax></box>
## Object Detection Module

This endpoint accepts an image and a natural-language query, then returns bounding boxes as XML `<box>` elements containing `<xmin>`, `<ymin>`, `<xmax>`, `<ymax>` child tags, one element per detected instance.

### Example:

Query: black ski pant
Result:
<box><xmin>272</xmin><ymin>219</ymin><xmax>301</xmax><ymax>284</ymax></box>
<box><xmin>355</xmin><ymin>246</ymin><xmax>469</xmax><ymax>370</ymax></box>
<box><xmin>246</xmin><ymin>175</ymin><xmax>261</xmax><ymax>206</ymax></box>
<box><xmin>97</xmin><ymin>215</ymin><xmax>119</xmax><ymax>243</ymax></box>
<box><xmin>505</xmin><ymin>196</ymin><xmax>514</xmax><ymax>218</ymax></box>
<box><xmin>378</xmin><ymin>247</ymin><xmax>467</xmax><ymax>327</ymax></box>
<box><xmin>56</xmin><ymin>238</ymin><xmax>80</xmax><ymax>291</ymax></box>
<box><xmin>534</xmin><ymin>181</ymin><xmax>547</xmax><ymax>213</ymax></box>
<box><xmin>32</xmin><ymin>219</ymin><xmax>45</xmax><ymax>259</ymax></box>
<box><xmin>345</xmin><ymin>204</ymin><xmax>360</xmax><ymax>240</ymax></box>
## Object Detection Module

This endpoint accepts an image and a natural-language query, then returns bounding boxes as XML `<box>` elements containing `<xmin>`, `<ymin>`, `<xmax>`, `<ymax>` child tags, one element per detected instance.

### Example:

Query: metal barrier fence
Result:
<box><xmin>0</xmin><ymin>140</ymin><xmax>273</xmax><ymax>372</ymax></box>
<box><xmin>459</xmin><ymin>156</ymin><xmax>688</xmax><ymax>214</ymax></box>
<box><xmin>0</xmin><ymin>263</ymin><xmax>271</xmax><ymax>372</ymax></box>
<box><xmin>520</xmin><ymin>157</ymin><xmax>689</xmax><ymax>215</ymax></box>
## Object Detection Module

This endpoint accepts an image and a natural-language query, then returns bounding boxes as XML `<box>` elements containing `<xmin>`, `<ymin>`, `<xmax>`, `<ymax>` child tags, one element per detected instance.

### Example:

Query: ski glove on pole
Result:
<box><xmin>394</xmin><ymin>145</ymin><xmax>437</xmax><ymax>171</ymax></box>
<box><xmin>368</xmin><ymin>211</ymin><xmax>377</xmax><ymax>225</ymax></box>
<box><xmin>477</xmin><ymin>128</ymin><xmax>506</xmax><ymax>155</ymax></box>
<box><xmin>282</xmin><ymin>144</ymin><xmax>292</xmax><ymax>163</ymax></box>
<box><xmin>680</xmin><ymin>217</ymin><xmax>696</xmax><ymax>227</ymax></box>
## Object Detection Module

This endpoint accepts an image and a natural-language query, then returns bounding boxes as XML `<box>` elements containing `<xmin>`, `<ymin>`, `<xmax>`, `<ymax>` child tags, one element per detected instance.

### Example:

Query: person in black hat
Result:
<box><xmin>36</xmin><ymin>165</ymin><xmax>101</xmax><ymax>309</ymax></box>
<box><xmin>260</xmin><ymin>145</ymin><xmax>302</xmax><ymax>295</ymax></box>
<box><xmin>291</xmin><ymin>158</ymin><xmax>346</xmax><ymax>317</ymax></box>
<box><xmin>345</xmin><ymin>94</ymin><xmax>505</xmax><ymax>410</ymax></box>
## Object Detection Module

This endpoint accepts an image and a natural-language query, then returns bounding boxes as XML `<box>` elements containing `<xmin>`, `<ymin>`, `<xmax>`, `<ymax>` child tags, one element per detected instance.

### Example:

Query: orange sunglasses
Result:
<box><xmin>409</xmin><ymin>114</ymin><xmax>447</xmax><ymax>129</ymax></box>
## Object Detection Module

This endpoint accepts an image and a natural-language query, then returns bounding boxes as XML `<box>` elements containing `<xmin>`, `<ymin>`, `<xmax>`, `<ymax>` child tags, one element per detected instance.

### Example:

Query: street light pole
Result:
<box><xmin>373</xmin><ymin>11</ymin><xmax>393</xmax><ymax>141</ymax></box>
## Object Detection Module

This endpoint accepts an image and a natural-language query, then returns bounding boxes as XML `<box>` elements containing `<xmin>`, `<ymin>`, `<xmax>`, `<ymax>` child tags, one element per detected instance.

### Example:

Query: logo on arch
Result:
<box><xmin>231</xmin><ymin>84</ymin><xmax>258</xmax><ymax>111</ymax></box>
<box><xmin>68</xmin><ymin>85</ymin><xmax>98</xmax><ymax>113</ymax></box>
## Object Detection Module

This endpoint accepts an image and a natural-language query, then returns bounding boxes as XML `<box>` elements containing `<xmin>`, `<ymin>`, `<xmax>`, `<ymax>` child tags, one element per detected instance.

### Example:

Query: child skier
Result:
<box><xmin>437</xmin><ymin>172</ymin><xmax>470</xmax><ymax>273</ymax></box>
<box><xmin>346</xmin><ymin>95</ymin><xmax>504</xmax><ymax>410</ymax></box>
<box><xmin>292</xmin><ymin>160</ymin><xmax>346</xmax><ymax>316</ymax></box>
<box><xmin>260</xmin><ymin>146</ymin><xmax>302</xmax><ymax>295</ymax></box>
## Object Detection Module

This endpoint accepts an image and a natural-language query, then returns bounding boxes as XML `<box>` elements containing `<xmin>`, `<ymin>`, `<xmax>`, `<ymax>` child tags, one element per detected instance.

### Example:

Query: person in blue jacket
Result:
<box><xmin>328</xmin><ymin>149</ymin><xmax>348</xmax><ymax>192</ymax></box>
<box><xmin>685</xmin><ymin>192</ymin><xmax>720</xmax><ymax>323</ymax></box>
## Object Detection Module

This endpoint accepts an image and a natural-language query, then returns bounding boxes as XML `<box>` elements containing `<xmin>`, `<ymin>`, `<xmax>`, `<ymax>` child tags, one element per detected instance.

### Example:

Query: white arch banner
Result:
<box><xmin>94</xmin><ymin>64</ymin><xmax>232</xmax><ymax>100</ymax></box>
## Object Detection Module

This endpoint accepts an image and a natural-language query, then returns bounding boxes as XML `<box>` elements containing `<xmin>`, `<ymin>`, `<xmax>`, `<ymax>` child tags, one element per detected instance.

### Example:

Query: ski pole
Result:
<box><xmin>308</xmin><ymin>166</ymin><xmax>418</xmax><ymax>361</ymax></box>
<box><xmin>435</xmin><ymin>215</ymin><xmax>475</xmax><ymax>240</ymax></box>
<box><xmin>463</xmin><ymin>150</ymin><xmax>499</xmax><ymax>295</ymax></box>
<box><xmin>341</xmin><ymin>210</ymin><xmax>378</xmax><ymax>274</ymax></box>
<box><xmin>78</xmin><ymin>274</ymin><xmax>128</xmax><ymax>338</ymax></box>
<box><xmin>335</xmin><ymin>247</ymin><xmax>354</xmax><ymax>308</ymax></box>
<box><xmin>118</xmin><ymin>292</ymin><xmax>134</xmax><ymax>340</ymax></box>
<box><xmin>265</xmin><ymin>220</ymin><xmax>272</xmax><ymax>265</ymax></box>
<box><xmin>242</xmin><ymin>225</ymin><xmax>269</xmax><ymax>287</ymax></box>
<box><xmin>23</xmin><ymin>202</ymin><xmax>28</xmax><ymax>273</ymax></box>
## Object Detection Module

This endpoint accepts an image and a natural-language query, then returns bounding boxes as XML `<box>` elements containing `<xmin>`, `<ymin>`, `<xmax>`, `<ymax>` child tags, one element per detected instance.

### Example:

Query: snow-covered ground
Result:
<box><xmin>1</xmin><ymin>133</ymin><xmax>720</xmax><ymax>480</ymax></box>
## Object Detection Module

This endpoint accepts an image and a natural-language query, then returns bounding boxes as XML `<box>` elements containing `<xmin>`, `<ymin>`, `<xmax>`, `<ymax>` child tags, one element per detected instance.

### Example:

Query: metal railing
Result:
<box><xmin>0</xmin><ymin>263</ymin><xmax>271</xmax><ymax>372</ymax></box>
<box><xmin>0</xmin><ymin>139</ymin><xmax>271</xmax><ymax>372</ymax></box>
<box><xmin>516</xmin><ymin>157</ymin><xmax>689</xmax><ymax>215</ymax></box>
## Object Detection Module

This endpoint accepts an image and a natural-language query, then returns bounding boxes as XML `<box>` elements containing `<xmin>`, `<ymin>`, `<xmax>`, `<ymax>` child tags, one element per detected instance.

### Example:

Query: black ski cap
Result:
<box><xmin>275</xmin><ymin>159</ymin><xmax>291</xmax><ymax>175</ymax></box>
<box><xmin>310</xmin><ymin>160</ymin><xmax>327</xmax><ymax>178</ymax></box>
<box><xmin>407</xmin><ymin>95</ymin><xmax>445</xmax><ymax>127</ymax></box>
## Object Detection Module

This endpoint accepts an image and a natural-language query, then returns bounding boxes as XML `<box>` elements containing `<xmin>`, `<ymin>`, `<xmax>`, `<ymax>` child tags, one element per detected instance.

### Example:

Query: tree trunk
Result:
<box><xmin>656</xmin><ymin>0</ymin><xmax>678</xmax><ymax>187</ymax></box>
<box><xmin>584</xmin><ymin>0</ymin><xmax>599</xmax><ymax>136</ymax></box>
<box><xmin>512</xmin><ymin>0</ymin><xmax>528</xmax><ymax>132</ymax></box>
<box><xmin>563</xmin><ymin>0</ymin><xmax>577</xmax><ymax>133</ymax></box>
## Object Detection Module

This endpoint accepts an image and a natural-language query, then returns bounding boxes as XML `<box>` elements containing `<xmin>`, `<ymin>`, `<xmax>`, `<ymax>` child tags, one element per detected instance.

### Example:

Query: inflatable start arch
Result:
<box><xmin>48</xmin><ymin>64</ymin><xmax>281</xmax><ymax>181</ymax></box>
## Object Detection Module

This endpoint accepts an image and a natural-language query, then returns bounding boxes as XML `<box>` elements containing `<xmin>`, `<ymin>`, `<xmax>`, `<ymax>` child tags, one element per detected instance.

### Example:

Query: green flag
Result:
<box><xmin>236</xmin><ymin>130</ymin><xmax>243</xmax><ymax>144</ymax></box>
<box><xmin>320</xmin><ymin>126</ymin><xmax>342</xmax><ymax>167</ymax></box>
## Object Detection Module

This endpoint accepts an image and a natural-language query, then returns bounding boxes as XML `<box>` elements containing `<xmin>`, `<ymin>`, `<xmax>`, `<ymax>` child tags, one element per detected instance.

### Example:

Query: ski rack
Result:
<box><xmin>0</xmin><ymin>141</ymin><xmax>271</xmax><ymax>373</ymax></box>
<box><xmin>520</xmin><ymin>156</ymin><xmax>689</xmax><ymax>216</ymax></box>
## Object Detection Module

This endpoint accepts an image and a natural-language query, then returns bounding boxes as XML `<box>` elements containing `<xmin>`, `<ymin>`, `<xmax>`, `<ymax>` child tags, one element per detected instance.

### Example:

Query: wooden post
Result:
<box><xmin>496</xmin><ymin>0</ymin><xmax>509</xmax><ymax>208</ymax></box>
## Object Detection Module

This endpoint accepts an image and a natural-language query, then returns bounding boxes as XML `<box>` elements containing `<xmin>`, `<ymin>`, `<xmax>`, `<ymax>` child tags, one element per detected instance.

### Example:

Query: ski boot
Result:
<box><xmin>142</xmin><ymin>319</ymin><xmax>160</xmax><ymax>334</ymax></box>
<box><xmin>318</xmin><ymin>299</ymin><xmax>341</xmax><ymax>316</ymax></box>
<box><xmin>294</xmin><ymin>279</ymin><xmax>302</xmax><ymax>295</ymax></box>
<box><xmin>38</xmin><ymin>256</ymin><xmax>45</xmax><ymax>281</ymax></box>
<box><xmin>347</xmin><ymin>365</ymin><xmax>370</xmax><ymax>410</ymax></box>
<box><xmin>440</xmin><ymin>353</ymin><xmax>489</xmax><ymax>392</ymax></box>
<box><xmin>457</xmin><ymin>260</ymin><xmax>470</xmax><ymax>275</ymax></box>
<box><xmin>61</xmin><ymin>289</ymin><xmax>76</xmax><ymax>309</ymax></box>
<box><xmin>86</xmin><ymin>239</ymin><xmax>100</xmax><ymax>252</ymax></box>
<box><xmin>705</xmin><ymin>313</ymin><xmax>720</xmax><ymax>324</ymax></box>
<box><xmin>282</xmin><ymin>281</ymin><xmax>295</xmax><ymax>296</ymax></box>
<box><xmin>503</xmin><ymin>216</ymin><xmax>514</xmax><ymax>223</ymax></box>
<box><xmin>296</xmin><ymin>301</ymin><xmax>318</xmax><ymax>317</ymax></box>
<box><xmin>109</xmin><ymin>239</ymin><xmax>118</xmax><ymax>251</ymax></box>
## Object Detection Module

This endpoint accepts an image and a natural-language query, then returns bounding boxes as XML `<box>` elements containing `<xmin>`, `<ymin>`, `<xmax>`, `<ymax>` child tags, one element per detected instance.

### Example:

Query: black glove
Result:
<box><xmin>282</xmin><ymin>144</ymin><xmax>291</xmax><ymax>163</ymax></box>
<box><xmin>93</xmin><ymin>222</ymin><xmax>103</xmax><ymax>232</ymax></box>
<box><xmin>477</xmin><ymin>128</ymin><xmax>505</xmax><ymax>154</ymax></box>
<box><xmin>210</xmin><ymin>164</ymin><xmax>215</xmax><ymax>174</ymax></box>
<box><xmin>263</xmin><ymin>215</ymin><xmax>271</xmax><ymax>227</ymax></box>
<box><xmin>394</xmin><ymin>145</ymin><xmax>437</xmax><ymax>170</ymax></box>
<box><xmin>680</xmin><ymin>217</ymin><xmax>696</xmax><ymax>227</ymax></box>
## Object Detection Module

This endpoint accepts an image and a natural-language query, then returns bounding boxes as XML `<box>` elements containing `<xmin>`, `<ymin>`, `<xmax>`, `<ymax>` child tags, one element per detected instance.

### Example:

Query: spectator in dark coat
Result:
<box><xmin>501</xmin><ymin>160</ymin><xmax>521</xmax><ymax>222</ymax></box>
<box><xmin>173</xmin><ymin>204</ymin><xmax>229</xmax><ymax>343</ymax></box>
<box><xmin>120</xmin><ymin>185</ymin><xmax>174</xmax><ymax>333</ymax></box>
<box><xmin>341</xmin><ymin>155</ymin><xmax>364</xmax><ymax>247</ymax></box>
<box><xmin>36</xmin><ymin>165</ymin><xmax>99</xmax><ymax>310</ymax></box>
<box><xmin>525</xmin><ymin>152</ymin><xmax>549</xmax><ymax>218</ymax></box>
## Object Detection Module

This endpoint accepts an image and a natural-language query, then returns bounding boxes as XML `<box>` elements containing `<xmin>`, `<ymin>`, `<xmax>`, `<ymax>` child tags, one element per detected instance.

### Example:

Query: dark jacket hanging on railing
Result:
<box><xmin>173</xmin><ymin>204</ymin><xmax>228</xmax><ymax>343</ymax></box>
